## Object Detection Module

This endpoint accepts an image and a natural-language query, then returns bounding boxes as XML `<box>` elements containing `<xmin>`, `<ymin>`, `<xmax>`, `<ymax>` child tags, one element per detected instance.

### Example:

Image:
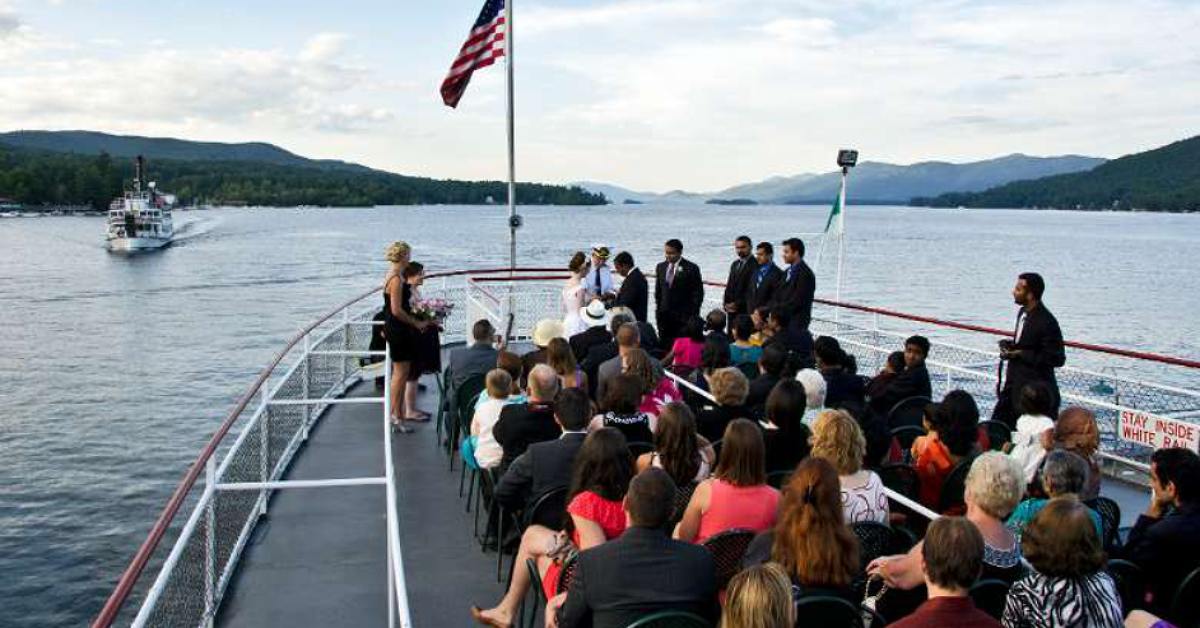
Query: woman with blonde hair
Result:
<box><xmin>545</xmin><ymin>337</ymin><xmax>586</xmax><ymax>390</ymax></box>
<box><xmin>381</xmin><ymin>241</ymin><xmax>431</xmax><ymax>432</ymax></box>
<box><xmin>810</xmin><ymin>409</ymin><xmax>890</xmax><ymax>524</ymax></box>
<box><xmin>721</xmin><ymin>562</ymin><xmax>795</xmax><ymax>628</ymax></box>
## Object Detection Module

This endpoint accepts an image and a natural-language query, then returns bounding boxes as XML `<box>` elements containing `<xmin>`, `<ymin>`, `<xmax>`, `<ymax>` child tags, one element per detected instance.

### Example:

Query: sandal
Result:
<box><xmin>406</xmin><ymin>410</ymin><xmax>432</xmax><ymax>422</ymax></box>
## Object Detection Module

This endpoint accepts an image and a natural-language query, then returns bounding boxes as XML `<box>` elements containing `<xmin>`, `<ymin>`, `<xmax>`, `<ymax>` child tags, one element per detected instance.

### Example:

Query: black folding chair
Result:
<box><xmin>502</xmin><ymin>487</ymin><xmax>568</xmax><ymax>584</ymax></box>
<box><xmin>793</xmin><ymin>595</ymin><xmax>873</xmax><ymax>627</ymax></box>
<box><xmin>451</xmin><ymin>374</ymin><xmax>487</xmax><ymax>470</ymax></box>
<box><xmin>625</xmin><ymin>610</ymin><xmax>712</xmax><ymax>628</ymax></box>
<box><xmin>671</xmin><ymin>481</ymin><xmax>698</xmax><ymax>527</ymax></box>
<box><xmin>968</xmin><ymin>579</ymin><xmax>1010</xmax><ymax>619</ymax></box>
<box><xmin>937</xmin><ymin>456</ymin><xmax>975</xmax><ymax>515</ymax></box>
<box><xmin>1168</xmin><ymin>565</ymin><xmax>1200</xmax><ymax>628</ymax></box>
<box><xmin>1105</xmin><ymin>558</ymin><xmax>1145</xmax><ymax>616</ymax></box>
<box><xmin>700</xmin><ymin>528</ymin><xmax>755</xmax><ymax>589</ymax></box>
<box><xmin>889</xmin><ymin>425</ymin><xmax>927</xmax><ymax>463</ymax></box>
<box><xmin>1085</xmin><ymin>496</ymin><xmax>1122</xmax><ymax>551</ymax></box>
<box><xmin>766</xmin><ymin>469</ymin><xmax>792</xmax><ymax>489</ymax></box>
<box><xmin>886</xmin><ymin>395</ymin><xmax>931</xmax><ymax>429</ymax></box>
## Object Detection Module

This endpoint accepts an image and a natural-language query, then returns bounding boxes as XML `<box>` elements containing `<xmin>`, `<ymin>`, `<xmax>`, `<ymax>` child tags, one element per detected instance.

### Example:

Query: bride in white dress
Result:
<box><xmin>562</xmin><ymin>252</ymin><xmax>589</xmax><ymax>337</ymax></box>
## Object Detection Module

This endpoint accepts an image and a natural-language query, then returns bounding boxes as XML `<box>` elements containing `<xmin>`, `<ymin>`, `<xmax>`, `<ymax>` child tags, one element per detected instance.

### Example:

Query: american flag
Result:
<box><xmin>440</xmin><ymin>0</ymin><xmax>506</xmax><ymax>108</ymax></box>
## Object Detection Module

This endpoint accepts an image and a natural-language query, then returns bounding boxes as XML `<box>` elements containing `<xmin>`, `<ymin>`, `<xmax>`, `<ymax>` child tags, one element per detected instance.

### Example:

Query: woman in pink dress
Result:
<box><xmin>471</xmin><ymin>428</ymin><xmax>632</xmax><ymax>628</ymax></box>
<box><xmin>674</xmin><ymin>419</ymin><xmax>780</xmax><ymax>544</ymax></box>
<box><xmin>623</xmin><ymin>348</ymin><xmax>680</xmax><ymax>418</ymax></box>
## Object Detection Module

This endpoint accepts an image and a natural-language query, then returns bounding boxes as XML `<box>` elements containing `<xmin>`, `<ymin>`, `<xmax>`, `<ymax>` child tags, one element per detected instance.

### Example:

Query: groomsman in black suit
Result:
<box><xmin>654</xmin><ymin>238</ymin><xmax>704</xmax><ymax>348</ymax></box>
<box><xmin>611</xmin><ymin>251</ymin><xmax>648</xmax><ymax>323</ymax></box>
<box><xmin>745</xmin><ymin>241</ymin><xmax>782</xmax><ymax>314</ymax></box>
<box><xmin>770</xmin><ymin>237</ymin><xmax>816</xmax><ymax>332</ymax></box>
<box><xmin>722</xmin><ymin>235</ymin><xmax>757</xmax><ymax>332</ymax></box>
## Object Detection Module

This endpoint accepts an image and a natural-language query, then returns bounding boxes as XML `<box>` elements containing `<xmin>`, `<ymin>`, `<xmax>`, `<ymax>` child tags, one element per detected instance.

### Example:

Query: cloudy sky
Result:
<box><xmin>2</xmin><ymin>0</ymin><xmax>1198</xmax><ymax>191</ymax></box>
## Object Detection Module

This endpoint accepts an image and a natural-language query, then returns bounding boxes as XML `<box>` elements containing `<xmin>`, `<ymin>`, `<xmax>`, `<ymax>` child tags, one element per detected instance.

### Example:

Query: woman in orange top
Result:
<box><xmin>913</xmin><ymin>390</ymin><xmax>983</xmax><ymax>509</ymax></box>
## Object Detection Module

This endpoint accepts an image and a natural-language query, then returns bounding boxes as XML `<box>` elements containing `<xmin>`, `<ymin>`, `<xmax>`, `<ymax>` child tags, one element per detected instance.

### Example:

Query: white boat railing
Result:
<box><xmin>95</xmin><ymin>267</ymin><xmax>1197</xmax><ymax>627</ymax></box>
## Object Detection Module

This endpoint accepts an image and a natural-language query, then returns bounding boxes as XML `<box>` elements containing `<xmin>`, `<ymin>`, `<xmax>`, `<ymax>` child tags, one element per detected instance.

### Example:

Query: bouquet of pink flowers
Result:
<box><xmin>411</xmin><ymin>297</ymin><xmax>454</xmax><ymax>323</ymax></box>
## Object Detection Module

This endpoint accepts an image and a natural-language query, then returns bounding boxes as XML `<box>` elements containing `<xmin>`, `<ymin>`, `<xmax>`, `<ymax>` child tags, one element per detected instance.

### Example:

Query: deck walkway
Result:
<box><xmin>216</xmin><ymin>371</ymin><xmax>503</xmax><ymax>627</ymax></box>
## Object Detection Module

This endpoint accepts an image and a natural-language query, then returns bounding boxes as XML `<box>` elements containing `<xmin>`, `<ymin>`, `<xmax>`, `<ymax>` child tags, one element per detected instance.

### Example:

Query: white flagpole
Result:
<box><xmin>505</xmin><ymin>0</ymin><xmax>516</xmax><ymax>273</ymax></box>
<box><xmin>835</xmin><ymin>166</ymin><xmax>847</xmax><ymax>305</ymax></box>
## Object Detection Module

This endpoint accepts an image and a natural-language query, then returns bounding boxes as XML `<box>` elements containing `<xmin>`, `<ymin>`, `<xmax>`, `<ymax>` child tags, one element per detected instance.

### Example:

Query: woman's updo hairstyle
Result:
<box><xmin>385</xmin><ymin>241</ymin><xmax>411</xmax><ymax>263</ymax></box>
<box><xmin>568</xmin><ymin>251</ymin><xmax>587</xmax><ymax>273</ymax></box>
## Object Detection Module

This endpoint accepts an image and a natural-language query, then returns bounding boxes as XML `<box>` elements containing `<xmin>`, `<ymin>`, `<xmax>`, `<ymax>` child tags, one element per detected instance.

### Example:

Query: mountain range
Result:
<box><xmin>577</xmin><ymin>154</ymin><xmax>1106</xmax><ymax>205</ymax></box>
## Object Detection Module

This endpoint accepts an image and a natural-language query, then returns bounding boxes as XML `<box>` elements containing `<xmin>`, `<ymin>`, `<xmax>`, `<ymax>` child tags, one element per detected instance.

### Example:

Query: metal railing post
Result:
<box><xmin>340</xmin><ymin>308</ymin><xmax>351</xmax><ymax>386</ymax></box>
<box><xmin>259</xmin><ymin>387</ymin><xmax>270</xmax><ymax>516</ymax></box>
<box><xmin>302</xmin><ymin>334</ymin><xmax>312</xmax><ymax>435</ymax></box>
<box><xmin>203</xmin><ymin>457</ymin><xmax>217</xmax><ymax>628</ymax></box>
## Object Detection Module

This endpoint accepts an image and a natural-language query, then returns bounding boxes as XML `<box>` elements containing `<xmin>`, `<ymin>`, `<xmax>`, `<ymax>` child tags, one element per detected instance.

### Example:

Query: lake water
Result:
<box><xmin>1</xmin><ymin>205</ymin><xmax>1197</xmax><ymax>625</ymax></box>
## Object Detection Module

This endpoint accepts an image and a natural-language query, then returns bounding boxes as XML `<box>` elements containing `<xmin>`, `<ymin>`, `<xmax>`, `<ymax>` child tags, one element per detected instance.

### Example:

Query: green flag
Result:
<box><xmin>823</xmin><ymin>193</ymin><xmax>842</xmax><ymax>234</ymax></box>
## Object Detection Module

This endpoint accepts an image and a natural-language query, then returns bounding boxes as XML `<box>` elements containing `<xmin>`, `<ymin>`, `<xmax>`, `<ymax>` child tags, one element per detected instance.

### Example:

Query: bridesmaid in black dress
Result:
<box><xmin>402</xmin><ymin>262</ymin><xmax>442</xmax><ymax>422</ymax></box>
<box><xmin>383</xmin><ymin>241</ymin><xmax>430</xmax><ymax>432</ymax></box>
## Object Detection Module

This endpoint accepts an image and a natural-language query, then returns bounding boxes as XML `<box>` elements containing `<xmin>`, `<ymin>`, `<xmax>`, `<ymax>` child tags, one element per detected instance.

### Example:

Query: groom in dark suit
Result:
<box><xmin>611</xmin><ymin>251</ymin><xmax>648</xmax><ymax>323</ymax></box>
<box><xmin>654</xmin><ymin>238</ymin><xmax>704</xmax><ymax>348</ymax></box>
<box><xmin>770</xmin><ymin>237</ymin><xmax>816</xmax><ymax>333</ymax></box>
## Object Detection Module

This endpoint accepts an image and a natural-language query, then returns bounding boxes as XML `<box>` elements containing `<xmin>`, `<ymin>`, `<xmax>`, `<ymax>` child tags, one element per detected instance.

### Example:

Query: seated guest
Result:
<box><xmin>722</xmin><ymin>563</ymin><xmax>795</xmax><ymax>628</ymax></box>
<box><xmin>1005</xmin><ymin>381</ymin><xmax>1057</xmax><ymax>485</ymax></box>
<box><xmin>886</xmin><ymin>517</ymin><xmax>1001</xmax><ymax>628</ymax></box>
<box><xmin>705</xmin><ymin>308</ymin><xmax>730</xmax><ymax>346</ymax></box>
<box><xmin>492</xmin><ymin>364</ymin><xmax>561</xmax><ymax>471</ymax></box>
<box><xmin>729</xmin><ymin>315</ymin><xmax>763</xmax><ymax>366</ymax></box>
<box><xmin>589</xmin><ymin>374</ymin><xmax>655</xmax><ymax>444</ymax></box>
<box><xmin>741</xmin><ymin>457</ymin><xmax>858</xmax><ymax>599</ymax></box>
<box><xmin>795</xmin><ymin>368</ymin><xmax>827</xmax><ymax>426</ymax></box>
<box><xmin>521</xmin><ymin>319</ymin><xmax>563</xmax><ymax>388</ymax></box>
<box><xmin>866</xmin><ymin>350</ymin><xmax>906</xmax><ymax>417</ymax></box>
<box><xmin>623</xmin><ymin>348</ymin><xmax>680</xmax><ymax>416</ymax></box>
<box><xmin>675</xmin><ymin>419</ymin><xmax>780</xmax><ymax>543</ymax></box>
<box><xmin>749</xmin><ymin>305</ymin><xmax>771</xmax><ymax>346</ymax></box>
<box><xmin>469</xmin><ymin>369</ymin><xmax>514</xmax><ymax>470</ymax></box>
<box><xmin>473</xmin><ymin>428</ymin><xmax>633</xmax><ymax>628</ymax></box>
<box><xmin>448</xmin><ymin>319</ymin><xmax>499</xmax><ymax>390</ymax></box>
<box><xmin>662</xmin><ymin>316</ymin><xmax>705</xmax><ymax>372</ymax></box>
<box><xmin>569</xmin><ymin>300</ymin><xmax>612</xmax><ymax>362</ymax></box>
<box><xmin>551</xmin><ymin>468</ymin><xmax>719</xmax><ymax>628</ymax></box>
<box><xmin>636</xmin><ymin>402</ymin><xmax>715</xmax><ymax>485</ymax></box>
<box><xmin>606</xmin><ymin>304</ymin><xmax>658</xmax><ymax>355</ymax></box>
<box><xmin>1003</xmin><ymin>498</ymin><xmax>1123</xmax><ymax>627</ymax></box>
<box><xmin>592</xmin><ymin>319</ymin><xmax>648</xmax><ymax>402</ymax></box>
<box><xmin>1123</xmin><ymin>447</ymin><xmax>1200</xmax><ymax>616</ymax></box>
<box><xmin>870</xmin><ymin>452</ymin><xmax>1026</xmax><ymax>589</ymax></box>
<box><xmin>869</xmin><ymin>335</ymin><xmax>932</xmax><ymax>421</ymax></box>
<box><xmin>694</xmin><ymin>367</ymin><xmax>752</xmax><ymax>442</ymax></box>
<box><xmin>763</xmin><ymin>308</ymin><xmax>814</xmax><ymax>371</ymax></box>
<box><xmin>814</xmin><ymin>335</ymin><xmax>866</xmax><ymax>411</ymax></box>
<box><xmin>1038</xmin><ymin>406</ymin><xmax>1102</xmax><ymax>500</ymax></box>
<box><xmin>913</xmin><ymin>390</ymin><xmax>983</xmax><ymax>509</ymax></box>
<box><xmin>745</xmin><ymin>345</ymin><xmax>787</xmax><ymax>417</ymax></box>
<box><xmin>546</xmin><ymin>337</ymin><xmax>587</xmax><ymax>391</ymax></box>
<box><xmin>1006</xmin><ymin>450</ymin><xmax>1102</xmax><ymax>543</ymax></box>
<box><xmin>473</xmin><ymin>350</ymin><xmax>527</xmax><ymax>411</ymax></box>
<box><xmin>493</xmin><ymin>388</ymin><xmax>591</xmax><ymax>514</ymax></box>
<box><xmin>810</xmin><ymin>409</ymin><xmax>890</xmax><ymax>524</ymax></box>
<box><xmin>759</xmin><ymin>380</ymin><xmax>810</xmax><ymax>474</ymax></box>
<box><xmin>682</xmin><ymin>336</ymin><xmax>732</xmax><ymax>405</ymax></box>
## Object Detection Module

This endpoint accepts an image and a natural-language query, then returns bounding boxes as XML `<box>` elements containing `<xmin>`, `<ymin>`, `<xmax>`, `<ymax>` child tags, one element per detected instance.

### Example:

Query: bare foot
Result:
<box><xmin>470</xmin><ymin>605</ymin><xmax>512</xmax><ymax>628</ymax></box>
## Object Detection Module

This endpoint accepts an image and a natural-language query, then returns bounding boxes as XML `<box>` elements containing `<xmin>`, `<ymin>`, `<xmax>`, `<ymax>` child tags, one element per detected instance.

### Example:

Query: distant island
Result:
<box><xmin>705</xmin><ymin>198</ymin><xmax>758</xmax><ymax>206</ymax></box>
<box><xmin>621</xmin><ymin>199</ymin><xmax>643</xmax><ymax>205</ymax></box>
<box><xmin>0</xmin><ymin>131</ymin><xmax>606</xmax><ymax>209</ymax></box>
<box><xmin>912</xmin><ymin>135</ymin><xmax>1200</xmax><ymax>212</ymax></box>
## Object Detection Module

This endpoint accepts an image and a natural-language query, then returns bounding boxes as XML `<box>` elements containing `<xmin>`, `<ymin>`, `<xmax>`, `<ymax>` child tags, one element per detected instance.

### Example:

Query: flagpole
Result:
<box><xmin>835</xmin><ymin>166</ymin><xmax>847</xmax><ymax>318</ymax></box>
<box><xmin>505</xmin><ymin>0</ymin><xmax>517</xmax><ymax>274</ymax></box>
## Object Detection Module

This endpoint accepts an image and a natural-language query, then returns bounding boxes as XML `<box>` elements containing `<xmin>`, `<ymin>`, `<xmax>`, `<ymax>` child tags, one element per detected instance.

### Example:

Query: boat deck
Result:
<box><xmin>212</xmin><ymin>353</ymin><xmax>1152</xmax><ymax>627</ymax></box>
<box><xmin>215</xmin><ymin>372</ymin><xmax>502</xmax><ymax>627</ymax></box>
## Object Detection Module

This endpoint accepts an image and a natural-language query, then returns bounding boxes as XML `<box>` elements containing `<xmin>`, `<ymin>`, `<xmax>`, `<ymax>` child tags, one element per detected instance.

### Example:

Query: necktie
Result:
<box><xmin>595</xmin><ymin>268</ymin><xmax>602</xmax><ymax>293</ymax></box>
<box><xmin>667</xmin><ymin>262</ymin><xmax>676</xmax><ymax>286</ymax></box>
<box><xmin>786</xmin><ymin>266</ymin><xmax>793</xmax><ymax>283</ymax></box>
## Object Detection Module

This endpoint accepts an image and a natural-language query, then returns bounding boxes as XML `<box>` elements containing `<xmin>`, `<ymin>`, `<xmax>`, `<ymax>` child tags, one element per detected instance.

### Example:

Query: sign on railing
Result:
<box><xmin>1119</xmin><ymin>410</ymin><xmax>1200</xmax><ymax>452</ymax></box>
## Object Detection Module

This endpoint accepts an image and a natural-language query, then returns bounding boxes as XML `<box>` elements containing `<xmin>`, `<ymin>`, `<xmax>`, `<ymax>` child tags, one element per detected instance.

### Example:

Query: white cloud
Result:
<box><xmin>521</xmin><ymin>0</ymin><xmax>727</xmax><ymax>35</ymax></box>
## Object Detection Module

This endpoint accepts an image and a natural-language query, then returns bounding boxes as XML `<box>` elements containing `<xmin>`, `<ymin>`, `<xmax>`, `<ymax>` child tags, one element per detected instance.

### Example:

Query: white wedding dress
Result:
<box><xmin>562</xmin><ymin>277</ymin><xmax>587</xmax><ymax>337</ymax></box>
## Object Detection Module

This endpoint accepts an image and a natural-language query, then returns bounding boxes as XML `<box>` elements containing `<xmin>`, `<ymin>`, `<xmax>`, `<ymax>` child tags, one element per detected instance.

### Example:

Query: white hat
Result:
<box><xmin>579</xmin><ymin>299</ymin><xmax>609</xmax><ymax>327</ymax></box>
<box><xmin>532</xmin><ymin>319</ymin><xmax>565</xmax><ymax>347</ymax></box>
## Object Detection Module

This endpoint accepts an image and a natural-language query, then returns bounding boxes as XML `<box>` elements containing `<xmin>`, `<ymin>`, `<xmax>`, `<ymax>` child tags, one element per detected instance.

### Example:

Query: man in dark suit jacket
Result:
<box><xmin>745</xmin><ymin>241</ymin><xmax>783</xmax><ymax>315</ymax></box>
<box><xmin>654</xmin><ymin>238</ymin><xmax>704</xmax><ymax>349</ymax></box>
<box><xmin>581</xmin><ymin>313</ymin><xmax>635</xmax><ymax>398</ymax></box>
<box><xmin>745</xmin><ymin>345</ymin><xmax>787</xmax><ymax>418</ymax></box>
<box><xmin>722</xmin><ymin>236</ymin><xmax>757</xmax><ymax>331</ymax></box>
<box><xmin>770</xmin><ymin>237</ymin><xmax>816</xmax><ymax>333</ymax></box>
<box><xmin>494</xmin><ymin>388</ymin><xmax>590</xmax><ymax>523</ymax></box>
<box><xmin>612</xmin><ymin>252</ymin><xmax>648</xmax><ymax>324</ymax></box>
<box><xmin>1122</xmin><ymin>447</ymin><xmax>1200</xmax><ymax>616</ymax></box>
<box><xmin>992</xmin><ymin>273</ymin><xmax>1066</xmax><ymax>428</ymax></box>
<box><xmin>493</xmin><ymin>364</ymin><xmax>562</xmax><ymax>472</ymax></box>
<box><xmin>447</xmin><ymin>319</ymin><xmax>499</xmax><ymax>390</ymax></box>
<box><xmin>555</xmin><ymin>468</ymin><xmax>718</xmax><ymax>628</ymax></box>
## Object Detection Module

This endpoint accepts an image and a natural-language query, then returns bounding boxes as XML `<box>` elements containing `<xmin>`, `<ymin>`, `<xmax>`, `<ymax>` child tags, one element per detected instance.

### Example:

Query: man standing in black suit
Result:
<box><xmin>723</xmin><ymin>235</ymin><xmax>757</xmax><ymax>333</ymax></box>
<box><xmin>552</xmin><ymin>468</ymin><xmax>718</xmax><ymax>628</ymax></box>
<box><xmin>654</xmin><ymin>238</ymin><xmax>704</xmax><ymax>349</ymax></box>
<box><xmin>745</xmin><ymin>241</ymin><xmax>782</xmax><ymax>314</ymax></box>
<box><xmin>611</xmin><ymin>251</ymin><xmax>648</xmax><ymax>323</ymax></box>
<box><xmin>770</xmin><ymin>237</ymin><xmax>816</xmax><ymax>333</ymax></box>
<box><xmin>992</xmin><ymin>272</ymin><xmax>1065</xmax><ymax>429</ymax></box>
